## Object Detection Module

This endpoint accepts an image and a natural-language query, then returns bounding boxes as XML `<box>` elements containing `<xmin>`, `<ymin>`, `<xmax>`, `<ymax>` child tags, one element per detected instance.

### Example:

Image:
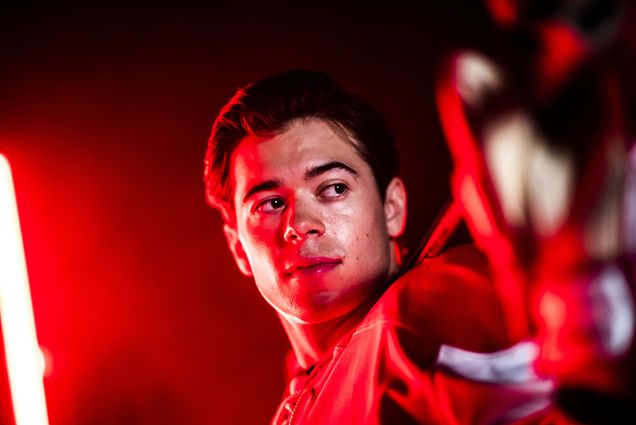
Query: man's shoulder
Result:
<box><xmin>389</xmin><ymin>242</ymin><xmax>493</xmax><ymax>313</ymax></box>
<box><xmin>366</xmin><ymin>243</ymin><xmax>522</xmax><ymax>352</ymax></box>
<box><xmin>412</xmin><ymin>242</ymin><xmax>490</xmax><ymax>279</ymax></box>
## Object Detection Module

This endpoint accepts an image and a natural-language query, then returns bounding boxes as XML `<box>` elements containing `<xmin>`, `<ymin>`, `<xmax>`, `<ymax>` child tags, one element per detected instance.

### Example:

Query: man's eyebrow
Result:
<box><xmin>305</xmin><ymin>161</ymin><xmax>358</xmax><ymax>180</ymax></box>
<box><xmin>243</xmin><ymin>180</ymin><xmax>282</xmax><ymax>204</ymax></box>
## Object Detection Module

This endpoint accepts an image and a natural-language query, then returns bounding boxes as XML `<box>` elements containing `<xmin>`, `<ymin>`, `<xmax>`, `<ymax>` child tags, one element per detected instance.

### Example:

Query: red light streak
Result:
<box><xmin>435</xmin><ymin>53</ymin><xmax>531</xmax><ymax>342</ymax></box>
<box><xmin>0</xmin><ymin>153</ymin><xmax>50</xmax><ymax>425</ymax></box>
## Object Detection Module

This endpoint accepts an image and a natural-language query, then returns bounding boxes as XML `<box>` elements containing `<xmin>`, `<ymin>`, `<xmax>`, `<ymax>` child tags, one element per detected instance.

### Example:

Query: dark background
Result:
<box><xmin>0</xmin><ymin>1</ymin><xmax>495</xmax><ymax>424</ymax></box>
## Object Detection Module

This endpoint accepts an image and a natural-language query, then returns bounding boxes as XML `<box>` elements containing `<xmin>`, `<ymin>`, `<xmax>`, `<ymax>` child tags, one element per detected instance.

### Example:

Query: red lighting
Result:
<box><xmin>0</xmin><ymin>153</ymin><xmax>50</xmax><ymax>425</ymax></box>
<box><xmin>486</xmin><ymin>0</ymin><xmax>519</xmax><ymax>28</ymax></box>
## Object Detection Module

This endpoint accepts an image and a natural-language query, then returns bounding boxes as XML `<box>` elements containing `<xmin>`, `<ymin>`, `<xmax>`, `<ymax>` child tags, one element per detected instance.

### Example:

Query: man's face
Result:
<box><xmin>225</xmin><ymin>118</ymin><xmax>405</xmax><ymax>324</ymax></box>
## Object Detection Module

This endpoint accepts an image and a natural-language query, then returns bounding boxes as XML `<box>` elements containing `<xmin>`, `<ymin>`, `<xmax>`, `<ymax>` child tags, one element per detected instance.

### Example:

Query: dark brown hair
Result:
<box><xmin>204</xmin><ymin>70</ymin><xmax>399</xmax><ymax>220</ymax></box>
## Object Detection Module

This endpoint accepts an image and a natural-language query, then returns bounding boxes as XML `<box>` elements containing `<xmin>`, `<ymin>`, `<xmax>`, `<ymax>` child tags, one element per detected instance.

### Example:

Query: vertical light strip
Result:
<box><xmin>0</xmin><ymin>153</ymin><xmax>50</xmax><ymax>425</ymax></box>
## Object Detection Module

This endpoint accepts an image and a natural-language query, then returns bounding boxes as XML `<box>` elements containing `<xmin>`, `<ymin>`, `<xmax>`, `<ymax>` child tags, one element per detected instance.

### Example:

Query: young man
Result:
<box><xmin>204</xmin><ymin>70</ymin><xmax>551</xmax><ymax>424</ymax></box>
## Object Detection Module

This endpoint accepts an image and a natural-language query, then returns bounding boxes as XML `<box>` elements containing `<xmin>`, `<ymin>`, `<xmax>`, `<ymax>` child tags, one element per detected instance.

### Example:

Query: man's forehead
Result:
<box><xmin>230</xmin><ymin>120</ymin><xmax>365</xmax><ymax>181</ymax></box>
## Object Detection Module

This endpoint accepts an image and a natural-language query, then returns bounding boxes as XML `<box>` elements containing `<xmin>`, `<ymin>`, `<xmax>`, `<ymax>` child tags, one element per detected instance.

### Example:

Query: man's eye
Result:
<box><xmin>255</xmin><ymin>197</ymin><xmax>285</xmax><ymax>213</ymax></box>
<box><xmin>320</xmin><ymin>183</ymin><xmax>349</xmax><ymax>200</ymax></box>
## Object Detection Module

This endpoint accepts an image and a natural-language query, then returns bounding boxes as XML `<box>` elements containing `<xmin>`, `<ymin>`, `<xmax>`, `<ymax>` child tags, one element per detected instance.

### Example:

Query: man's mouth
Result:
<box><xmin>285</xmin><ymin>257</ymin><xmax>342</xmax><ymax>276</ymax></box>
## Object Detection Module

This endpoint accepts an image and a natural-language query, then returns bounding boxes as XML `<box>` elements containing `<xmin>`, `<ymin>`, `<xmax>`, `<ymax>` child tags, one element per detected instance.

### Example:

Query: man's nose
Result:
<box><xmin>282</xmin><ymin>197</ymin><xmax>325</xmax><ymax>243</ymax></box>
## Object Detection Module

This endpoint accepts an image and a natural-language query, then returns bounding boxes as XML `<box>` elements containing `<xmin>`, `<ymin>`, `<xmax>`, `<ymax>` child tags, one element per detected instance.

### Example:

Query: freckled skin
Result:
<box><xmin>228</xmin><ymin>119</ymin><xmax>396</xmax><ymax>324</ymax></box>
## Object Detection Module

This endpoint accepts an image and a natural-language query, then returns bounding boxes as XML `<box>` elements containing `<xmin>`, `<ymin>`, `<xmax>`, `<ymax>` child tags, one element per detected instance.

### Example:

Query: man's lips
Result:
<box><xmin>285</xmin><ymin>257</ymin><xmax>342</xmax><ymax>275</ymax></box>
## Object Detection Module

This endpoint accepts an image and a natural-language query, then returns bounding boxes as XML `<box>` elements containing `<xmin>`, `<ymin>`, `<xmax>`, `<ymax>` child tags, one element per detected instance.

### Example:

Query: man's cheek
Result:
<box><xmin>244</xmin><ymin>221</ymin><xmax>276</xmax><ymax>244</ymax></box>
<box><xmin>327</xmin><ymin>212</ymin><xmax>355</xmax><ymax>241</ymax></box>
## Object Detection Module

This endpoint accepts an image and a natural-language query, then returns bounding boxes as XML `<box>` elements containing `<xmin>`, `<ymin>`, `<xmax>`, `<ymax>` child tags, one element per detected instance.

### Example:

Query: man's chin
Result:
<box><xmin>281</xmin><ymin>296</ymin><xmax>363</xmax><ymax>325</ymax></box>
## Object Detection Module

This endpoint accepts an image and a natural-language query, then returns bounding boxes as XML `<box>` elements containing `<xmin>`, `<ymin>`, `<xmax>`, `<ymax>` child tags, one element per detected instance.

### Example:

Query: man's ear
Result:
<box><xmin>223</xmin><ymin>223</ymin><xmax>253</xmax><ymax>277</ymax></box>
<box><xmin>383</xmin><ymin>177</ymin><xmax>407</xmax><ymax>238</ymax></box>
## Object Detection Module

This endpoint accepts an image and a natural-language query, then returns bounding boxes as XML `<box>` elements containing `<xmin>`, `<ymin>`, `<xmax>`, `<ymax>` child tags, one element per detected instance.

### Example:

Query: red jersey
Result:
<box><xmin>272</xmin><ymin>244</ymin><xmax>553</xmax><ymax>424</ymax></box>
